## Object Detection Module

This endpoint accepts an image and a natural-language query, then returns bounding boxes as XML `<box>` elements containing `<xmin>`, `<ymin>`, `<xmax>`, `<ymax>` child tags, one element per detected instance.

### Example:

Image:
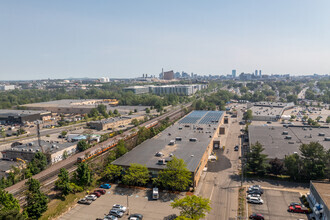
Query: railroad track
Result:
<box><xmin>6</xmin><ymin>103</ymin><xmax>192</xmax><ymax>203</ymax></box>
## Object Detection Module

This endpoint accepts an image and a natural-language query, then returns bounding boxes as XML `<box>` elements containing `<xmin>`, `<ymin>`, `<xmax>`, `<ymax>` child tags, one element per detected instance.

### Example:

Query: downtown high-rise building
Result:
<box><xmin>259</xmin><ymin>70</ymin><xmax>262</xmax><ymax>76</ymax></box>
<box><xmin>232</xmin><ymin>69</ymin><xmax>236</xmax><ymax>78</ymax></box>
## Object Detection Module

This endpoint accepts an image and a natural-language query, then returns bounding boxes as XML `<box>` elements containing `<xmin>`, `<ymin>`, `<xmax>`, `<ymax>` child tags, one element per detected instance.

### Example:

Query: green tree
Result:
<box><xmin>145</xmin><ymin>108</ymin><xmax>150</xmax><ymax>114</ymax></box>
<box><xmin>243</xmin><ymin>109</ymin><xmax>253</xmax><ymax>121</ymax></box>
<box><xmin>61</xmin><ymin>130</ymin><xmax>67</xmax><ymax>137</ymax></box>
<box><xmin>55</xmin><ymin>168</ymin><xmax>72</xmax><ymax>195</ymax></box>
<box><xmin>171</xmin><ymin>195</ymin><xmax>211</xmax><ymax>220</ymax></box>
<box><xmin>131</xmin><ymin>119</ymin><xmax>140</xmax><ymax>126</ymax></box>
<box><xmin>246</xmin><ymin>142</ymin><xmax>268</xmax><ymax>175</ymax></box>
<box><xmin>268</xmin><ymin>158</ymin><xmax>284</xmax><ymax>175</ymax></box>
<box><xmin>113</xmin><ymin>109</ymin><xmax>119</xmax><ymax>115</ymax></box>
<box><xmin>0</xmin><ymin>189</ymin><xmax>20</xmax><ymax>213</ymax></box>
<box><xmin>326</xmin><ymin>116</ymin><xmax>330</xmax><ymax>123</ymax></box>
<box><xmin>28</xmin><ymin>152</ymin><xmax>48</xmax><ymax>175</ymax></box>
<box><xmin>0</xmin><ymin>209</ymin><xmax>26</xmax><ymax>220</ymax></box>
<box><xmin>75</xmin><ymin>163</ymin><xmax>92</xmax><ymax>187</ymax></box>
<box><xmin>88</xmin><ymin>108</ymin><xmax>99</xmax><ymax>118</ymax></box>
<box><xmin>102</xmin><ymin>164</ymin><xmax>122</xmax><ymax>182</ymax></box>
<box><xmin>25</xmin><ymin>178</ymin><xmax>48</xmax><ymax>220</ymax></box>
<box><xmin>122</xmin><ymin>164</ymin><xmax>149</xmax><ymax>186</ymax></box>
<box><xmin>284</xmin><ymin>153</ymin><xmax>300</xmax><ymax>180</ymax></box>
<box><xmin>299</xmin><ymin>142</ymin><xmax>327</xmax><ymax>180</ymax></box>
<box><xmin>115</xmin><ymin>140</ymin><xmax>128</xmax><ymax>157</ymax></box>
<box><xmin>155</xmin><ymin>156</ymin><xmax>192</xmax><ymax>191</ymax></box>
<box><xmin>77</xmin><ymin>140</ymin><xmax>90</xmax><ymax>152</ymax></box>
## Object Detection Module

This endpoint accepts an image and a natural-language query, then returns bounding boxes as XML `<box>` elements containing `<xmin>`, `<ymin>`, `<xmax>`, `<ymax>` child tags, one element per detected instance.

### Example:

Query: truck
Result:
<box><xmin>152</xmin><ymin>187</ymin><xmax>159</xmax><ymax>200</ymax></box>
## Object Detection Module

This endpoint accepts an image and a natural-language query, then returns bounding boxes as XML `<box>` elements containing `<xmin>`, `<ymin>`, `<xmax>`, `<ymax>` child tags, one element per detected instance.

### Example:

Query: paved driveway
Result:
<box><xmin>249</xmin><ymin>189</ymin><xmax>309</xmax><ymax>220</ymax></box>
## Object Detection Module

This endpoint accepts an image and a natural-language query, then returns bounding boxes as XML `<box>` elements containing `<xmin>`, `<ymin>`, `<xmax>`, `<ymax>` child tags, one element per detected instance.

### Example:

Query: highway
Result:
<box><xmin>5</xmin><ymin>102</ymin><xmax>192</xmax><ymax>200</ymax></box>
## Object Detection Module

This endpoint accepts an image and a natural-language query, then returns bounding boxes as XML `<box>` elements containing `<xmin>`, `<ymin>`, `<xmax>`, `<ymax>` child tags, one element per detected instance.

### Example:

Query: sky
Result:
<box><xmin>0</xmin><ymin>0</ymin><xmax>330</xmax><ymax>80</ymax></box>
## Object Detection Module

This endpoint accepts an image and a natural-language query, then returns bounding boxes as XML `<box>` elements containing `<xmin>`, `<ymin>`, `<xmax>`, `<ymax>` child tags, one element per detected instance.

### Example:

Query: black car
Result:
<box><xmin>234</xmin><ymin>145</ymin><xmax>239</xmax><ymax>151</ymax></box>
<box><xmin>247</xmin><ymin>190</ymin><xmax>263</xmax><ymax>195</ymax></box>
<box><xmin>129</xmin><ymin>213</ymin><xmax>143</xmax><ymax>220</ymax></box>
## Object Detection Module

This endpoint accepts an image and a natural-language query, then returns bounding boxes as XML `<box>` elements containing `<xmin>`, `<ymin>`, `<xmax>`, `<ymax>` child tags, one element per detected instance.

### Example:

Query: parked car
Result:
<box><xmin>234</xmin><ymin>145</ymin><xmax>239</xmax><ymax>151</ymax></box>
<box><xmin>96</xmin><ymin>189</ymin><xmax>106</xmax><ymax>195</ymax></box>
<box><xmin>249</xmin><ymin>185</ymin><xmax>262</xmax><ymax>190</ymax></box>
<box><xmin>103</xmin><ymin>215</ymin><xmax>118</xmax><ymax>220</ymax></box>
<box><xmin>246</xmin><ymin>194</ymin><xmax>261</xmax><ymax>200</ymax></box>
<box><xmin>247</xmin><ymin>197</ymin><xmax>264</xmax><ymax>204</ymax></box>
<box><xmin>77</xmin><ymin>198</ymin><xmax>92</xmax><ymax>205</ymax></box>
<box><xmin>112</xmin><ymin>204</ymin><xmax>127</xmax><ymax>212</ymax></box>
<box><xmin>100</xmin><ymin>184</ymin><xmax>111</xmax><ymax>189</ymax></box>
<box><xmin>92</xmin><ymin>191</ymin><xmax>102</xmax><ymax>198</ymax></box>
<box><xmin>109</xmin><ymin>209</ymin><xmax>124</xmax><ymax>218</ymax></box>
<box><xmin>247</xmin><ymin>189</ymin><xmax>263</xmax><ymax>195</ymax></box>
<box><xmin>289</xmin><ymin>202</ymin><xmax>304</xmax><ymax>207</ymax></box>
<box><xmin>287</xmin><ymin>205</ymin><xmax>309</xmax><ymax>213</ymax></box>
<box><xmin>128</xmin><ymin>213</ymin><xmax>143</xmax><ymax>220</ymax></box>
<box><xmin>85</xmin><ymin>194</ymin><xmax>97</xmax><ymax>201</ymax></box>
<box><xmin>249</xmin><ymin>213</ymin><xmax>264</xmax><ymax>220</ymax></box>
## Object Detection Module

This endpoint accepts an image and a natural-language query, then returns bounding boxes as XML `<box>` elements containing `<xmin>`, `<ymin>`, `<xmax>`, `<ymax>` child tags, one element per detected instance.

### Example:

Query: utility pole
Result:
<box><xmin>127</xmin><ymin>194</ymin><xmax>129</xmax><ymax>215</ymax></box>
<box><xmin>37</xmin><ymin>122</ymin><xmax>45</xmax><ymax>153</ymax></box>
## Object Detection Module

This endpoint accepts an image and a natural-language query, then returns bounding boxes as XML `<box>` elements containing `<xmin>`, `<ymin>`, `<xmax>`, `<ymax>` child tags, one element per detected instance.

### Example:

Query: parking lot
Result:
<box><xmin>248</xmin><ymin>188</ymin><xmax>308</xmax><ymax>220</ymax></box>
<box><xmin>59</xmin><ymin>185</ymin><xmax>182</xmax><ymax>220</ymax></box>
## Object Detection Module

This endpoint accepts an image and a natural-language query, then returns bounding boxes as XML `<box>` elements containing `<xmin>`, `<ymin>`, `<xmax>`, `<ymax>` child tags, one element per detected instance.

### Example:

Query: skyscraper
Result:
<box><xmin>259</xmin><ymin>70</ymin><xmax>262</xmax><ymax>76</ymax></box>
<box><xmin>232</xmin><ymin>69</ymin><xmax>236</xmax><ymax>78</ymax></box>
<box><xmin>255</xmin><ymin>70</ymin><xmax>258</xmax><ymax>76</ymax></box>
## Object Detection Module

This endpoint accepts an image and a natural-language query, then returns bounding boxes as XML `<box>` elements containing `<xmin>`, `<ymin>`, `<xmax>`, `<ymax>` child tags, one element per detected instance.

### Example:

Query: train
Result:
<box><xmin>77</xmin><ymin>120</ymin><xmax>158</xmax><ymax>163</ymax></box>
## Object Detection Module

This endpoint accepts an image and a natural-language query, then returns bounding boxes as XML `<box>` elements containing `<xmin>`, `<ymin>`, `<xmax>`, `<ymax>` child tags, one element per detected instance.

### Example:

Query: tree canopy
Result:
<box><xmin>246</xmin><ymin>142</ymin><xmax>268</xmax><ymax>175</ymax></box>
<box><xmin>122</xmin><ymin>164</ymin><xmax>149</xmax><ymax>186</ymax></box>
<box><xmin>171</xmin><ymin>195</ymin><xmax>211</xmax><ymax>220</ymax></box>
<box><xmin>25</xmin><ymin>178</ymin><xmax>48</xmax><ymax>220</ymax></box>
<box><xmin>155</xmin><ymin>156</ymin><xmax>192</xmax><ymax>191</ymax></box>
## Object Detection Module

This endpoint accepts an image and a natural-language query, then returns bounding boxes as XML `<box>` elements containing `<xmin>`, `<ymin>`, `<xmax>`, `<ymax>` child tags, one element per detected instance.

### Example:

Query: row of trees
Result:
<box><xmin>246</xmin><ymin>142</ymin><xmax>330</xmax><ymax>180</ymax></box>
<box><xmin>102</xmin><ymin>156</ymin><xmax>192</xmax><ymax>191</ymax></box>
<box><xmin>0</xmin><ymin>178</ymin><xmax>48</xmax><ymax>220</ymax></box>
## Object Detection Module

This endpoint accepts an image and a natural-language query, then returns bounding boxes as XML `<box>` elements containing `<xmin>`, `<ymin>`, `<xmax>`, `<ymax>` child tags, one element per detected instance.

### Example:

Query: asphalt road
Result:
<box><xmin>196</xmin><ymin>104</ymin><xmax>245</xmax><ymax>220</ymax></box>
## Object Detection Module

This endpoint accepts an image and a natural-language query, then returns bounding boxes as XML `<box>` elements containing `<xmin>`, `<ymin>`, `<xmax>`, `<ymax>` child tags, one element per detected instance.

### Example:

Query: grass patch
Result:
<box><xmin>237</xmin><ymin>187</ymin><xmax>246</xmax><ymax>218</ymax></box>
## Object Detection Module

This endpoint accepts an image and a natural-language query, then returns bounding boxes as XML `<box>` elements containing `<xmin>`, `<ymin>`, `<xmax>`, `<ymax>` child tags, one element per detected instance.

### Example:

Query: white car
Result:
<box><xmin>85</xmin><ymin>194</ymin><xmax>97</xmax><ymax>201</ymax></box>
<box><xmin>112</xmin><ymin>204</ymin><xmax>127</xmax><ymax>212</ymax></box>
<box><xmin>246</xmin><ymin>194</ymin><xmax>261</xmax><ymax>200</ymax></box>
<box><xmin>247</xmin><ymin>197</ymin><xmax>264</xmax><ymax>204</ymax></box>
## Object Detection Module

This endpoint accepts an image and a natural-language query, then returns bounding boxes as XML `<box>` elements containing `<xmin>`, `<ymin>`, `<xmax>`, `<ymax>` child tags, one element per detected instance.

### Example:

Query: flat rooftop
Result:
<box><xmin>249</xmin><ymin>125</ymin><xmax>330</xmax><ymax>159</ymax></box>
<box><xmin>0</xmin><ymin>109</ymin><xmax>49</xmax><ymax>117</ymax></box>
<box><xmin>0</xmin><ymin>160</ymin><xmax>20</xmax><ymax>174</ymax></box>
<box><xmin>250</xmin><ymin>106</ymin><xmax>283</xmax><ymax>117</ymax></box>
<box><xmin>113</xmin><ymin>111</ymin><xmax>224</xmax><ymax>172</ymax></box>
<box><xmin>22</xmin><ymin>99</ymin><xmax>103</xmax><ymax>108</ymax></box>
<box><xmin>311</xmin><ymin>181</ymin><xmax>330</xmax><ymax>210</ymax></box>
<box><xmin>3</xmin><ymin>140</ymin><xmax>76</xmax><ymax>154</ymax></box>
<box><xmin>253</xmin><ymin>102</ymin><xmax>294</xmax><ymax>108</ymax></box>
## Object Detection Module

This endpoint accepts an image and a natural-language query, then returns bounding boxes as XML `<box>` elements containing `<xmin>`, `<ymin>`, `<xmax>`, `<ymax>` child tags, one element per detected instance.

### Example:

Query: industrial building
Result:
<box><xmin>122</xmin><ymin>86</ymin><xmax>150</xmax><ymax>94</ymax></box>
<box><xmin>1</xmin><ymin>140</ymin><xmax>77</xmax><ymax>164</ymax></box>
<box><xmin>88</xmin><ymin>115</ymin><xmax>145</xmax><ymax>131</ymax></box>
<box><xmin>248</xmin><ymin>125</ymin><xmax>330</xmax><ymax>159</ymax></box>
<box><xmin>308</xmin><ymin>181</ymin><xmax>330</xmax><ymax>220</ymax></box>
<box><xmin>123</xmin><ymin>84</ymin><xmax>208</xmax><ymax>96</ymax></box>
<box><xmin>112</xmin><ymin>110</ymin><xmax>225</xmax><ymax>188</ymax></box>
<box><xmin>0</xmin><ymin>109</ymin><xmax>51</xmax><ymax>124</ymax></box>
<box><xmin>247</xmin><ymin>102</ymin><xmax>295</xmax><ymax>121</ymax></box>
<box><xmin>0</xmin><ymin>85</ymin><xmax>15</xmax><ymax>91</ymax></box>
<box><xmin>21</xmin><ymin>99</ymin><xmax>143</xmax><ymax>115</ymax></box>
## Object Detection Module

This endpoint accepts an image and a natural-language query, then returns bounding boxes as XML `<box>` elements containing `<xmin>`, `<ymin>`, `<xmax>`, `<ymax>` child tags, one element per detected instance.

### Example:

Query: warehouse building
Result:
<box><xmin>0</xmin><ymin>109</ymin><xmax>51</xmax><ymax>124</ymax></box>
<box><xmin>1</xmin><ymin>140</ymin><xmax>77</xmax><ymax>164</ymax></box>
<box><xmin>113</xmin><ymin>110</ymin><xmax>224</xmax><ymax>188</ymax></box>
<box><xmin>248</xmin><ymin>125</ymin><xmax>330</xmax><ymax>159</ymax></box>
<box><xmin>308</xmin><ymin>181</ymin><xmax>330</xmax><ymax>220</ymax></box>
<box><xmin>88</xmin><ymin>115</ymin><xmax>145</xmax><ymax>131</ymax></box>
<box><xmin>247</xmin><ymin>102</ymin><xmax>295</xmax><ymax>121</ymax></box>
<box><xmin>123</xmin><ymin>84</ymin><xmax>208</xmax><ymax>96</ymax></box>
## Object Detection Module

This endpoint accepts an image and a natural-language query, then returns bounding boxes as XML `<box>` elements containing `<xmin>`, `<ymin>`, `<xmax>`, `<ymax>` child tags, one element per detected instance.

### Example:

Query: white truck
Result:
<box><xmin>152</xmin><ymin>187</ymin><xmax>159</xmax><ymax>200</ymax></box>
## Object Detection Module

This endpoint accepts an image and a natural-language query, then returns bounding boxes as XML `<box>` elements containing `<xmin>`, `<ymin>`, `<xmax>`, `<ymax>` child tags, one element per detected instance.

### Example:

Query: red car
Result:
<box><xmin>96</xmin><ymin>189</ymin><xmax>106</xmax><ymax>195</ymax></box>
<box><xmin>288</xmin><ymin>205</ymin><xmax>309</xmax><ymax>213</ymax></box>
<box><xmin>92</xmin><ymin>191</ymin><xmax>101</xmax><ymax>198</ymax></box>
<box><xmin>249</xmin><ymin>213</ymin><xmax>264</xmax><ymax>220</ymax></box>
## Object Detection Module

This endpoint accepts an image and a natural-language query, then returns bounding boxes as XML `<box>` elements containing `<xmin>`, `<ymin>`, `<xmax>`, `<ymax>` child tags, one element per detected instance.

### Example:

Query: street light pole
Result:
<box><xmin>127</xmin><ymin>195</ymin><xmax>129</xmax><ymax>215</ymax></box>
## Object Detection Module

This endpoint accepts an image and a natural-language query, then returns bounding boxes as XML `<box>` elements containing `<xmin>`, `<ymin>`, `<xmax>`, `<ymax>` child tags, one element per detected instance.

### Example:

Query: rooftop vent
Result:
<box><xmin>319</xmin><ymin>133</ymin><xmax>325</xmax><ymax>136</ymax></box>
<box><xmin>282</xmin><ymin>131</ymin><xmax>289</xmax><ymax>135</ymax></box>
<box><xmin>189</xmin><ymin>138</ymin><xmax>197</xmax><ymax>142</ymax></box>
<box><xmin>325</xmin><ymin>137</ymin><xmax>330</xmax><ymax>141</ymax></box>
<box><xmin>285</xmin><ymin>136</ymin><xmax>292</xmax><ymax>140</ymax></box>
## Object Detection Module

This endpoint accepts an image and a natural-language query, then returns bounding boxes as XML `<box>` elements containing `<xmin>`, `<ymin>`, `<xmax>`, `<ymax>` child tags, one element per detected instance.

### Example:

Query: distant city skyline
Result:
<box><xmin>1</xmin><ymin>0</ymin><xmax>330</xmax><ymax>80</ymax></box>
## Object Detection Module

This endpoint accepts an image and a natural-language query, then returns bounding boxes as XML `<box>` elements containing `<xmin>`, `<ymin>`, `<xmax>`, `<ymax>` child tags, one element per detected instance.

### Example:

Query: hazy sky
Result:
<box><xmin>1</xmin><ymin>0</ymin><xmax>330</xmax><ymax>80</ymax></box>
